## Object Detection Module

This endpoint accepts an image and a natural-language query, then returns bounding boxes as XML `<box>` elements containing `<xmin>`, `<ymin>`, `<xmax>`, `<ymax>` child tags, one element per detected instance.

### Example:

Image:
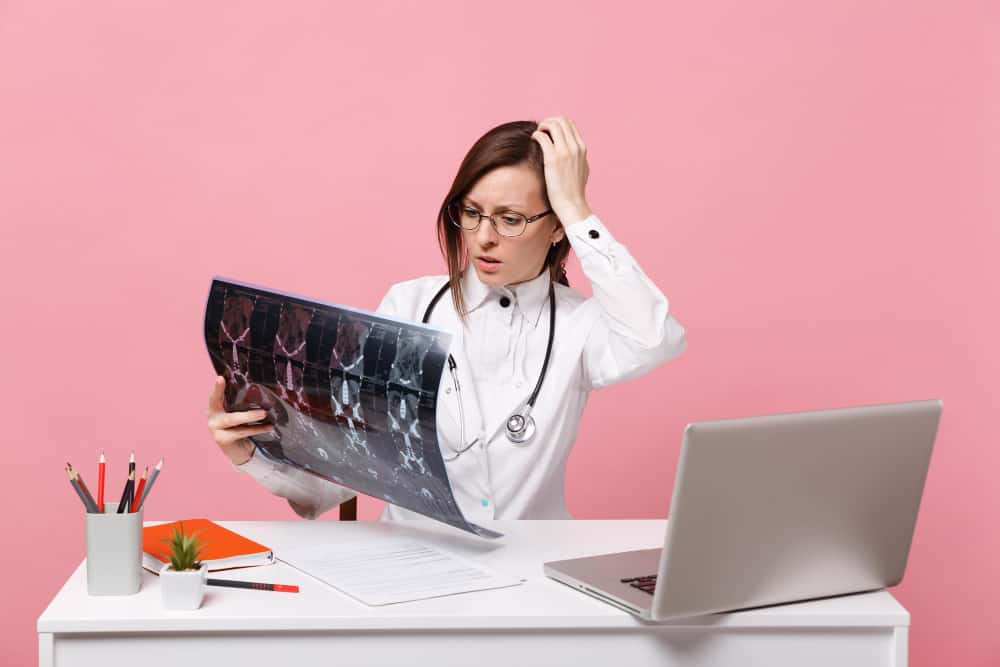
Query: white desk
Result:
<box><xmin>38</xmin><ymin>519</ymin><xmax>909</xmax><ymax>666</ymax></box>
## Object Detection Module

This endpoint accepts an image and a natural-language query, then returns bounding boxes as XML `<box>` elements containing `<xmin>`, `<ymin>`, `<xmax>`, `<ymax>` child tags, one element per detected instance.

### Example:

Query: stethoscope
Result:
<box><xmin>422</xmin><ymin>279</ymin><xmax>556</xmax><ymax>460</ymax></box>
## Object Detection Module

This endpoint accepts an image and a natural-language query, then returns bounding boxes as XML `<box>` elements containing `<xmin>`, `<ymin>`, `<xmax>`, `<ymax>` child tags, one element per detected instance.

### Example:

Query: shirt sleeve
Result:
<box><xmin>565</xmin><ymin>212</ymin><xmax>688</xmax><ymax>389</ymax></box>
<box><xmin>231</xmin><ymin>284</ymin><xmax>403</xmax><ymax>518</ymax></box>
<box><xmin>231</xmin><ymin>450</ymin><xmax>356</xmax><ymax>520</ymax></box>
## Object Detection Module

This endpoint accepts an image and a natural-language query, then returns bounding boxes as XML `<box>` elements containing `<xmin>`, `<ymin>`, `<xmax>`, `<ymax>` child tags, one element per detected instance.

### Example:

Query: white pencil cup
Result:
<box><xmin>85</xmin><ymin>502</ymin><xmax>144</xmax><ymax>595</ymax></box>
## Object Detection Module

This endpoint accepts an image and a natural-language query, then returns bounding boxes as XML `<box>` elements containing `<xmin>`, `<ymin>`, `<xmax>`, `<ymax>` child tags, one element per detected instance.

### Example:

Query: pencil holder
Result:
<box><xmin>85</xmin><ymin>502</ymin><xmax>144</xmax><ymax>595</ymax></box>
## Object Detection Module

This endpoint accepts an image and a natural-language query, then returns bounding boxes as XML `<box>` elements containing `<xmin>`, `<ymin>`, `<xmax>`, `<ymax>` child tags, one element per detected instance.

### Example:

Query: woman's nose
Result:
<box><xmin>475</xmin><ymin>217</ymin><xmax>500</xmax><ymax>245</ymax></box>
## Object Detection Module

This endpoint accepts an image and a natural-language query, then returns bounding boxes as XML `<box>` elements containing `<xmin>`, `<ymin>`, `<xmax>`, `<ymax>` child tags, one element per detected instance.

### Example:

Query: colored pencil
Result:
<box><xmin>66</xmin><ymin>466</ymin><xmax>97</xmax><ymax>513</ymax></box>
<box><xmin>116</xmin><ymin>468</ymin><xmax>134</xmax><ymax>513</ymax></box>
<box><xmin>97</xmin><ymin>451</ymin><xmax>106</xmax><ymax>513</ymax></box>
<box><xmin>66</xmin><ymin>463</ymin><xmax>99</xmax><ymax>513</ymax></box>
<box><xmin>130</xmin><ymin>466</ymin><xmax>148</xmax><ymax>513</ymax></box>
<box><xmin>125</xmin><ymin>451</ymin><xmax>136</xmax><ymax>510</ymax></box>
<box><xmin>206</xmin><ymin>578</ymin><xmax>298</xmax><ymax>593</ymax></box>
<box><xmin>136</xmin><ymin>458</ymin><xmax>162</xmax><ymax>511</ymax></box>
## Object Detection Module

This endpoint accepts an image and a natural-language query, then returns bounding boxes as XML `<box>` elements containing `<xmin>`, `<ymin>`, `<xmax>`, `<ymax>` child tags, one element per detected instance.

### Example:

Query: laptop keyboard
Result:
<box><xmin>621</xmin><ymin>574</ymin><xmax>657</xmax><ymax>595</ymax></box>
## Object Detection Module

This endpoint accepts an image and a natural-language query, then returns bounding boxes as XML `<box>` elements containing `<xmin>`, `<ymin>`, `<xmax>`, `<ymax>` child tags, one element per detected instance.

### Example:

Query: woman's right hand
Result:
<box><xmin>207</xmin><ymin>376</ymin><xmax>275</xmax><ymax>466</ymax></box>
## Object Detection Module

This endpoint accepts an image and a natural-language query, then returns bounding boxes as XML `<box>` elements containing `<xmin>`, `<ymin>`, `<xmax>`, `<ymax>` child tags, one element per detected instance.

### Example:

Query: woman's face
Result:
<box><xmin>460</xmin><ymin>164</ymin><xmax>565</xmax><ymax>287</ymax></box>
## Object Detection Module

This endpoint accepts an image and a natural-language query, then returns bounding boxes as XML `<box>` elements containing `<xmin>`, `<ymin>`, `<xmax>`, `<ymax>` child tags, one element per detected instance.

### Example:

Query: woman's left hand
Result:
<box><xmin>532</xmin><ymin>116</ymin><xmax>593</xmax><ymax>226</ymax></box>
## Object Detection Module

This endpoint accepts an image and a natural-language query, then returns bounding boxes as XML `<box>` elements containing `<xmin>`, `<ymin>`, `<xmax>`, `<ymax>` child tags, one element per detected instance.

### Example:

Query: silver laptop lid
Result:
<box><xmin>650</xmin><ymin>399</ymin><xmax>941</xmax><ymax>620</ymax></box>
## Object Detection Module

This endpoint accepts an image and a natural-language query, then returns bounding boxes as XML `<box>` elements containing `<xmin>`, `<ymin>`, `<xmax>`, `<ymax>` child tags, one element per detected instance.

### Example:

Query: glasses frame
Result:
<box><xmin>447</xmin><ymin>199</ymin><xmax>554</xmax><ymax>238</ymax></box>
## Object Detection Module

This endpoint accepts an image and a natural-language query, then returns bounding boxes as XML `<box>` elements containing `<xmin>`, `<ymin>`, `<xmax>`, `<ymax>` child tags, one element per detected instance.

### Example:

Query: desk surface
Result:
<box><xmin>38</xmin><ymin>519</ymin><xmax>908</xmax><ymax>634</ymax></box>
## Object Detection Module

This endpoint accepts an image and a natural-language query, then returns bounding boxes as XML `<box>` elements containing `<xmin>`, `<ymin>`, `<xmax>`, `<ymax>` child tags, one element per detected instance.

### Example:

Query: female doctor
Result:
<box><xmin>206</xmin><ymin>116</ymin><xmax>687</xmax><ymax>523</ymax></box>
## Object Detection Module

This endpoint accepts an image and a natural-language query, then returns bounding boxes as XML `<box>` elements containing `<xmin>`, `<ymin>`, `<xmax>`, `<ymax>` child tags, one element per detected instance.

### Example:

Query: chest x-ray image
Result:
<box><xmin>203</xmin><ymin>276</ymin><xmax>501</xmax><ymax>539</ymax></box>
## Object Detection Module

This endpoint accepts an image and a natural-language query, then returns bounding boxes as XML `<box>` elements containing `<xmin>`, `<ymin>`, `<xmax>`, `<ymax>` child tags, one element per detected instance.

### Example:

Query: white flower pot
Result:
<box><xmin>160</xmin><ymin>562</ymin><xmax>208</xmax><ymax>610</ymax></box>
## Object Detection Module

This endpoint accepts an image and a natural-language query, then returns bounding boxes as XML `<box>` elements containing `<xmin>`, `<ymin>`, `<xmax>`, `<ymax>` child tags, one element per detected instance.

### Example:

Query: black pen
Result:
<box><xmin>116</xmin><ymin>468</ymin><xmax>134</xmax><ymax>513</ymax></box>
<box><xmin>125</xmin><ymin>451</ymin><xmax>136</xmax><ymax>511</ymax></box>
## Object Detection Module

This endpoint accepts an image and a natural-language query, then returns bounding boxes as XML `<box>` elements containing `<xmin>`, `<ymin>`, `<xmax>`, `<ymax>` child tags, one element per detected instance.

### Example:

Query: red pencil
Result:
<box><xmin>97</xmin><ymin>451</ymin><xmax>106</xmax><ymax>513</ymax></box>
<box><xmin>130</xmin><ymin>466</ymin><xmax>148</xmax><ymax>513</ymax></box>
<box><xmin>205</xmin><ymin>578</ymin><xmax>299</xmax><ymax>593</ymax></box>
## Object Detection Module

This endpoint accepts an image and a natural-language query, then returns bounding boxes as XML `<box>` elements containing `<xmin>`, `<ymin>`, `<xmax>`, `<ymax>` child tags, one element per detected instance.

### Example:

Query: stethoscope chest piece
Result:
<box><xmin>425</xmin><ymin>278</ymin><xmax>555</xmax><ymax>453</ymax></box>
<box><xmin>505</xmin><ymin>411</ymin><xmax>536</xmax><ymax>445</ymax></box>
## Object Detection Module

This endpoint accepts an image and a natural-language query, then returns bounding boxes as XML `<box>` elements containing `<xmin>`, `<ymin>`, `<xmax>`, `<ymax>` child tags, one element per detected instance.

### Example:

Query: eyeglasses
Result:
<box><xmin>446</xmin><ymin>200</ymin><xmax>553</xmax><ymax>238</ymax></box>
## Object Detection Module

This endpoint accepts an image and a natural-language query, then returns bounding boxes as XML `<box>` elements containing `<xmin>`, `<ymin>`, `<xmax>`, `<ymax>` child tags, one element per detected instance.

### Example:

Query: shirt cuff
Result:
<box><xmin>231</xmin><ymin>446</ymin><xmax>278</xmax><ymax>480</ymax></box>
<box><xmin>564</xmin><ymin>213</ymin><xmax>624</xmax><ymax>267</ymax></box>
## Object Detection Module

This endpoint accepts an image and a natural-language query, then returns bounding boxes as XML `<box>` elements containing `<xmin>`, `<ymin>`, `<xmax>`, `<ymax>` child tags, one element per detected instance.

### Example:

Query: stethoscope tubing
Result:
<box><xmin>423</xmin><ymin>278</ymin><xmax>556</xmax><ymax>455</ymax></box>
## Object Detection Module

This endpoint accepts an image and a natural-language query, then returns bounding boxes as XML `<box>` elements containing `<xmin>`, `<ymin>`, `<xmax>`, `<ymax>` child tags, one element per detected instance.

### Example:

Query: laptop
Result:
<box><xmin>544</xmin><ymin>399</ymin><xmax>941</xmax><ymax>620</ymax></box>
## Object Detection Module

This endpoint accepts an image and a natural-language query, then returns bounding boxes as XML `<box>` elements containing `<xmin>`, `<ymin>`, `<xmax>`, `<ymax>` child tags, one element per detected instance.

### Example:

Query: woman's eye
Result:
<box><xmin>462</xmin><ymin>208</ymin><xmax>480</xmax><ymax>217</ymax></box>
<box><xmin>500</xmin><ymin>215</ymin><xmax>522</xmax><ymax>225</ymax></box>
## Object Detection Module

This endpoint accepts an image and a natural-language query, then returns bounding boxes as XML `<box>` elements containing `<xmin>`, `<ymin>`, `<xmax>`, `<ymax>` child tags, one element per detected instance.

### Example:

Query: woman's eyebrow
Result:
<box><xmin>465</xmin><ymin>197</ymin><xmax>524</xmax><ymax>210</ymax></box>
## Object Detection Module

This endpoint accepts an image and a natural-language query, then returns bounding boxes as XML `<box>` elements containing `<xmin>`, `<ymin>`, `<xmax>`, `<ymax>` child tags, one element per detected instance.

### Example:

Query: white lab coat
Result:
<box><xmin>232</xmin><ymin>212</ymin><xmax>687</xmax><ymax>523</ymax></box>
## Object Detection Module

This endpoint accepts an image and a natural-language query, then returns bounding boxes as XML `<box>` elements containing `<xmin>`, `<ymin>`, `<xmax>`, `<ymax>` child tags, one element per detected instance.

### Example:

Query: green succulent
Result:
<box><xmin>160</xmin><ymin>521</ymin><xmax>206</xmax><ymax>572</ymax></box>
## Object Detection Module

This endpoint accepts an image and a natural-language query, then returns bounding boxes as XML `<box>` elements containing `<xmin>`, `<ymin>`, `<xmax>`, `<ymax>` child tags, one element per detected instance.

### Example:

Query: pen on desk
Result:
<box><xmin>97</xmin><ymin>451</ymin><xmax>106</xmax><ymax>513</ymax></box>
<box><xmin>66</xmin><ymin>462</ymin><xmax>99</xmax><ymax>513</ymax></box>
<box><xmin>65</xmin><ymin>465</ymin><xmax>98</xmax><ymax>513</ymax></box>
<box><xmin>135</xmin><ymin>458</ymin><xmax>162</xmax><ymax>511</ymax></box>
<box><xmin>116</xmin><ymin>468</ymin><xmax>134</xmax><ymax>514</ymax></box>
<box><xmin>206</xmin><ymin>578</ymin><xmax>299</xmax><ymax>593</ymax></box>
<box><xmin>126</xmin><ymin>451</ymin><xmax>136</xmax><ymax>510</ymax></box>
<box><xmin>130</xmin><ymin>466</ymin><xmax>148</xmax><ymax>513</ymax></box>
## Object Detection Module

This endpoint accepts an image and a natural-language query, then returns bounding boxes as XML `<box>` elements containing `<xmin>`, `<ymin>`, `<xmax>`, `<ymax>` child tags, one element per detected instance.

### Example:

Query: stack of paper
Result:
<box><xmin>279</xmin><ymin>536</ymin><xmax>523</xmax><ymax>606</ymax></box>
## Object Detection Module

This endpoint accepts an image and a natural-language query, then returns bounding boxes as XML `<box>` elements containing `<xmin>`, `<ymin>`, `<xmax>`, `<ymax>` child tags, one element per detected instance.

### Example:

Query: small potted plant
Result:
<box><xmin>159</xmin><ymin>521</ymin><xmax>208</xmax><ymax>610</ymax></box>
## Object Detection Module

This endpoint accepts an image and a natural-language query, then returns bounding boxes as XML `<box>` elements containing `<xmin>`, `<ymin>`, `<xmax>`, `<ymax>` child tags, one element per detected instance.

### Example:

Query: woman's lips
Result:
<box><xmin>476</xmin><ymin>256</ymin><xmax>502</xmax><ymax>273</ymax></box>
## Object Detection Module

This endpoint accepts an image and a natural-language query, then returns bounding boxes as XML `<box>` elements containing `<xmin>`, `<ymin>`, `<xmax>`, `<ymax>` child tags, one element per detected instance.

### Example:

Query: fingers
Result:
<box><xmin>209</xmin><ymin>408</ymin><xmax>269</xmax><ymax>431</ymax></box>
<box><xmin>539</xmin><ymin>117</ymin><xmax>572</xmax><ymax>152</ymax></box>
<box><xmin>566</xmin><ymin>118</ymin><xmax>586</xmax><ymax>153</ymax></box>
<box><xmin>535</xmin><ymin>116</ymin><xmax>585</xmax><ymax>155</ymax></box>
<box><xmin>207</xmin><ymin>376</ymin><xmax>225</xmax><ymax>415</ymax></box>
<box><xmin>214</xmin><ymin>425</ymin><xmax>274</xmax><ymax>447</ymax></box>
<box><xmin>531</xmin><ymin>126</ymin><xmax>554</xmax><ymax>155</ymax></box>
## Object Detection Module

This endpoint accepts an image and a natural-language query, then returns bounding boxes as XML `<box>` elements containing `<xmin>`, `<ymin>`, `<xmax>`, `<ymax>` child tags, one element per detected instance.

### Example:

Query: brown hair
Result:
<box><xmin>436</xmin><ymin>120</ymin><xmax>571</xmax><ymax>318</ymax></box>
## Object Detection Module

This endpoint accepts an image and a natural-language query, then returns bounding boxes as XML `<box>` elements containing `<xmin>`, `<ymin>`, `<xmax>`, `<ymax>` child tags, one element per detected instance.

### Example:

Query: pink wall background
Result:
<box><xmin>2</xmin><ymin>1</ymin><xmax>996</xmax><ymax>664</ymax></box>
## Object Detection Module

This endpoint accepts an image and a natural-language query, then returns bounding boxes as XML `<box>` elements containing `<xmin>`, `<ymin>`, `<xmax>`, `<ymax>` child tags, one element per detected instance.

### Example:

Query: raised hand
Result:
<box><xmin>531</xmin><ymin>116</ymin><xmax>593</xmax><ymax>226</ymax></box>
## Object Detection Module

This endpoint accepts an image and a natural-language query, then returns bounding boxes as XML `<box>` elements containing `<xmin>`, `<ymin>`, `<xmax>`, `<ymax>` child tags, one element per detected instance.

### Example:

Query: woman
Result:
<box><xmin>206</xmin><ymin>116</ymin><xmax>687</xmax><ymax>522</ymax></box>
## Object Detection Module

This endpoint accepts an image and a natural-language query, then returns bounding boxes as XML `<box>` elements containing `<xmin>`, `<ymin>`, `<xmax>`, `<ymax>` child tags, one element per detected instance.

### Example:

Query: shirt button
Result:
<box><xmin>515</xmin><ymin>380</ymin><xmax>523</xmax><ymax>389</ymax></box>
<box><xmin>499</xmin><ymin>296</ymin><xmax>511</xmax><ymax>308</ymax></box>
<box><xmin>445</xmin><ymin>387</ymin><xmax>452</xmax><ymax>394</ymax></box>
<box><xmin>481</xmin><ymin>498</ymin><xmax>489</xmax><ymax>507</ymax></box>
<box><xmin>588</xmin><ymin>229</ymin><xmax>600</xmax><ymax>239</ymax></box>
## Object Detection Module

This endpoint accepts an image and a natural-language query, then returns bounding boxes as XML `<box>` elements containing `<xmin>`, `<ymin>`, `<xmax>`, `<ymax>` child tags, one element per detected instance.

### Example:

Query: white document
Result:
<box><xmin>278</xmin><ymin>536</ymin><xmax>524</xmax><ymax>606</ymax></box>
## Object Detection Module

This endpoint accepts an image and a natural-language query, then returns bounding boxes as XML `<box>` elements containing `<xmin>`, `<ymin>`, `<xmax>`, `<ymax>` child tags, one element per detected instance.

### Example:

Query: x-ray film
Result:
<box><xmin>203</xmin><ymin>276</ymin><xmax>501</xmax><ymax>539</ymax></box>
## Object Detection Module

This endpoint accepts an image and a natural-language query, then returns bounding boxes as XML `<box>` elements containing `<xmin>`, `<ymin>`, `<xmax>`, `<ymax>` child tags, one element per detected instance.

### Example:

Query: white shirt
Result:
<box><xmin>232</xmin><ymin>212</ymin><xmax>687</xmax><ymax>522</ymax></box>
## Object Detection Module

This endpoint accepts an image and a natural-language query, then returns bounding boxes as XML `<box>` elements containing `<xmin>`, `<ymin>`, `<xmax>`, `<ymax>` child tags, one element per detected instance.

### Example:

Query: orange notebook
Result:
<box><xmin>142</xmin><ymin>518</ymin><xmax>275</xmax><ymax>574</ymax></box>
